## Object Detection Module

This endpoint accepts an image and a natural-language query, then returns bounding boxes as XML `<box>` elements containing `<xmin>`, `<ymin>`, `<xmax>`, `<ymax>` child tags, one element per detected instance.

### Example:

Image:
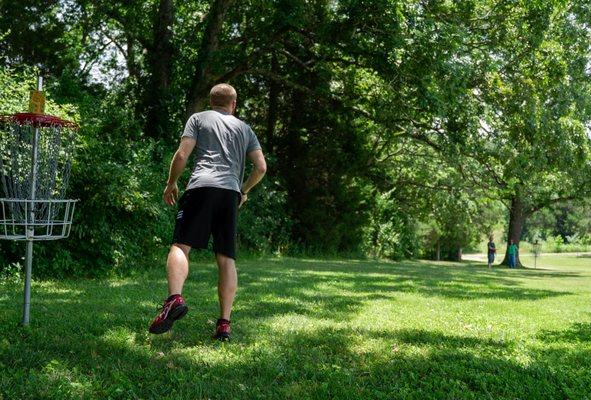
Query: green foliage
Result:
<box><xmin>520</xmin><ymin>237</ymin><xmax>590</xmax><ymax>254</ymax></box>
<box><xmin>0</xmin><ymin>67</ymin><xmax>77</xmax><ymax>119</ymax></box>
<box><xmin>362</xmin><ymin>191</ymin><xmax>419</xmax><ymax>260</ymax></box>
<box><xmin>523</xmin><ymin>200</ymin><xmax>591</xmax><ymax>244</ymax></box>
<box><xmin>1</xmin><ymin>1</ymin><xmax>590</xmax><ymax>276</ymax></box>
<box><xmin>37</xmin><ymin>88</ymin><xmax>174</xmax><ymax>277</ymax></box>
<box><xmin>0</xmin><ymin>68</ymin><xmax>174</xmax><ymax>278</ymax></box>
<box><xmin>237</xmin><ymin>170</ymin><xmax>293</xmax><ymax>255</ymax></box>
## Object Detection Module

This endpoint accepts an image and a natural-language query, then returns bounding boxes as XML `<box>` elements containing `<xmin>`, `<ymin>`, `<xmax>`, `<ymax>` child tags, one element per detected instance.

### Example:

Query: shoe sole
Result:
<box><xmin>149</xmin><ymin>305</ymin><xmax>188</xmax><ymax>335</ymax></box>
<box><xmin>214</xmin><ymin>332</ymin><xmax>230</xmax><ymax>342</ymax></box>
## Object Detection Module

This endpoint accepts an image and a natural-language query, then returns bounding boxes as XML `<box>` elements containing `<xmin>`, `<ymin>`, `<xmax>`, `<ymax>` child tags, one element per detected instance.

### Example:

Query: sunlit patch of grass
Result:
<box><xmin>102</xmin><ymin>327</ymin><xmax>138</xmax><ymax>348</ymax></box>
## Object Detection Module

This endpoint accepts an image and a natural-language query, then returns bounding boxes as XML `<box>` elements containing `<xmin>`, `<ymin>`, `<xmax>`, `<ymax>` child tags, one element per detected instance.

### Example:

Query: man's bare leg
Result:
<box><xmin>149</xmin><ymin>243</ymin><xmax>191</xmax><ymax>334</ymax></box>
<box><xmin>216</xmin><ymin>253</ymin><xmax>237</xmax><ymax>320</ymax></box>
<box><xmin>167</xmin><ymin>243</ymin><xmax>191</xmax><ymax>295</ymax></box>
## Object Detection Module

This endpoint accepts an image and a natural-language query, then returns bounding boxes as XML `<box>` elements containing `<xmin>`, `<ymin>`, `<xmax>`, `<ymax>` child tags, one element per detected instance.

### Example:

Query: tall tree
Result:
<box><xmin>185</xmin><ymin>0</ymin><xmax>235</xmax><ymax>115</ymax></box>
<box><xmin>362</xmin><ymin>0</ymin><xmax>591</xmax><ymax>266</ymax></box>
<box><xmin>144</xmin><ymin>0</ymin><xmax>175</xmax><ymax>139</ymax></box>
<box><xmin>462</xmin><ymin>0</ymin><xmax>591</xmax><ymax>266</ymax></box>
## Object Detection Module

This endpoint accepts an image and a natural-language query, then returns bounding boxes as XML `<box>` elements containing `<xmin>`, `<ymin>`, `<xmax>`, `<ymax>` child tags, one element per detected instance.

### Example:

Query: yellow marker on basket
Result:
<box><xmin>28</xmin><ymin>90</ymin><xmax>45</xmax><ymax>114</ymax></box>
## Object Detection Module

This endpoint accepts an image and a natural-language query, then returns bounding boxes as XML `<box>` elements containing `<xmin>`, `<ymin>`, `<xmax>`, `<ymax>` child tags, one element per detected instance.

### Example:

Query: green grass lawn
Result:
<box><xmin>1</xmin><ymin>254</ymin><xmax>590</xmax><ymax>399</ymax></box>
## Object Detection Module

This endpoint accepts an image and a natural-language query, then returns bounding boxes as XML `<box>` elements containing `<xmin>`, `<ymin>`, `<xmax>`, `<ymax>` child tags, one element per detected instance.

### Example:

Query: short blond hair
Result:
<box><xmin>210</xmin><ymin>83</ymin><xmax>237</xmax><ymax>107</ymax></box>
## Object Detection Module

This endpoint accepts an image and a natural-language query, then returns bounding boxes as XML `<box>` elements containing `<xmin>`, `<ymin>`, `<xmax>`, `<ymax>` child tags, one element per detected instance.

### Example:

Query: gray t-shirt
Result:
<box><xmin>182</xmin><ymin>110</ymin><xmax>261</xmax><ymax>193</ymax></box>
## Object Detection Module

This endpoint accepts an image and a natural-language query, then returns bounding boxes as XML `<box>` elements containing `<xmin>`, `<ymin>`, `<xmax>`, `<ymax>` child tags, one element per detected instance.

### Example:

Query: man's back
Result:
<box><xmin>182</xmin><ymin>110</ymin><xmax>261</xmax><ymax>193</ymax></box>
<box><xmin>151</xmin><ymin>83</ymin><xmax>266</xmax><ymax>340</ymax></box>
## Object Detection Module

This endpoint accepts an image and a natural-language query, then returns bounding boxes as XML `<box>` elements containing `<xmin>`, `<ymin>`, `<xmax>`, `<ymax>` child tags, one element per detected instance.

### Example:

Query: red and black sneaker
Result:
<box><xmin>213</xmin><ymin>318</ymin><xmax>231</xmax><ymax>341</ymax></box>
<box><xmin>149</xmin><ymin>294</ymin><xmax>188</xmax><ymax>334</ymax></box>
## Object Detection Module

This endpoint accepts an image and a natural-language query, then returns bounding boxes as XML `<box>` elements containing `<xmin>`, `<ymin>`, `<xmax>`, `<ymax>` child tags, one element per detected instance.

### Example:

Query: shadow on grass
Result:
<box><xmin>0</xmin><ymin>258</ymin><xmax>575</xmax><ymax>341</ymax></box>
<box><xmin>167</xmin><ymin>324</ymin><xmax>589</xmax><ymax>399</ymax></box>
<box><xmin>1</xmin><ymin>258</ymin><xmax>575</xmax><ymax>374</ymax></box>
<box><xmin>237</xmin><ymin>258</ymin><xmax>573</xmax><ymax>308</ymax></box>
<box><xmin>0</xmin><ymin>258</ymin><xmax>589</xmax><ymax>399</ymax></box>
<box><xmin>538</xmin><ymin>322</ymin><xmax>591</xmax><ymax>344</ymax></box>
<box><xmin>5</xmin><ymin>321</ymin><xmax>587</xmax><ymax>398</ymax></box>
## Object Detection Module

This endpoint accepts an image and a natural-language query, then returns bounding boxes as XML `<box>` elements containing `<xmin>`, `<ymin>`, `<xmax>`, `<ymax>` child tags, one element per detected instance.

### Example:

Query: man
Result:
<box><xmin>149</xmin><ymin>83</ymin><xmax>267</xmax><ymax>341</ymax></box>
<box><xmin>487</xmin><ymin>235</ymin><xmax>496</xmax><ymax>269</ymax></box>
<box><xmin>507</xmin><ymin>239</ymin><xmax>518</xmax><ymax>269</ymax></box>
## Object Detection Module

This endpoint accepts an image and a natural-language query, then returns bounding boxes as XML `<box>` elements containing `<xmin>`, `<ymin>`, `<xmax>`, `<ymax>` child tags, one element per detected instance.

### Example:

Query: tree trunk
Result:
<box><xmin>185</xmin><ymin>0</ymin><xmax>235</xmax><ymax>116</ymax></box>
<box><xmin>125</xmin><ymin>33</ymin><xmax>140</xmax><ymax>82</ymax></box>
<box><xmin>265</xmin><ymin>52</ymin><xmax>279</xmax><ymax>153</ymax></box>
<box><xmin>279</xmin><ymin>87</ymin><xmax>308</xmax><ymax>242</ymax></box>
<box><xmin>144</xmin><ymin>0</ymin><xmax>175</xmax><ymax>139</ymax></box>
<box><xmin>435</xmin><ymin>241</ymin><xmax>441</xmax><ymax>261</ymax></box>
<box><xmin>502</xmin><ymin>196</ymin><xmax>525</xmax><ymax>267</ymax></box>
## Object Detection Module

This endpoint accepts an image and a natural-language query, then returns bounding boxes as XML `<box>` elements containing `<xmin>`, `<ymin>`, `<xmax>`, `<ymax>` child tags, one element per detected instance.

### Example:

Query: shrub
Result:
<box><xmin>362</xmin><ymin>192</ymin><xmax>418</xmax><ymax>260</ymax></box>
<box><xmin>0</xmin><ymin>68</ymin><xmax>175</xmax><ymax>278</ymax></box>
<box><xmin>237</xmin><ymin>171</ymin><xmax>293</xmax><ymax>256</ymax></box>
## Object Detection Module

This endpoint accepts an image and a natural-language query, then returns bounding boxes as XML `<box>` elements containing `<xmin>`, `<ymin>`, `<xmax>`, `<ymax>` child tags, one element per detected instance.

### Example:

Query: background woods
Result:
<box><xmin>0</xmin><ymin>0</ymin><xmax>590</xmax><ymax>276</ymax></box>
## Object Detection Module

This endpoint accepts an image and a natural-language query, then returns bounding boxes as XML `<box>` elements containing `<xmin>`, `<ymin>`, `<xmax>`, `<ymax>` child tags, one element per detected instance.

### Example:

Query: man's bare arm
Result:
<box><xmin>240</xmin><ymin>149</ymin><xmax>267</xmax><ymax>207</ymax></box>
<box><xmin>164</xmin><ymin>137</ymin><xmax>196</xmax><ymax>206</ymax></box>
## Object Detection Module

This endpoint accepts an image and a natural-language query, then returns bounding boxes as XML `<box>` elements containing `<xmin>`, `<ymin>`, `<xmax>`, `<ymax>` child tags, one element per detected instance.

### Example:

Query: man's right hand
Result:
<box><xmin>163</xmin><ymin>182</ymin><xmax>179</xmax><ymax>206</ymax></box>
<box><xmin>240</xmin><ymin>149</ymin><xmax>266</xmax><ymax>207</ymax></box>
<box><xmin>239</xmin><ymin>193</ymin><xmax>248</xmax><ymax>208</ymax></box>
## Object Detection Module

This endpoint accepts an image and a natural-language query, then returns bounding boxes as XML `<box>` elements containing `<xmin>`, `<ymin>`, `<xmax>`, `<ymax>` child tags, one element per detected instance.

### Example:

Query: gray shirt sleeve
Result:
<box><xmin>246</xmin><ymin>125</ymin><xmax>262</xmax><ymax>153</ymax></box>
<box><xmin>181</xmin><ymin>114</ymin><xmax>200</xmax><ymax>140</ymax></box>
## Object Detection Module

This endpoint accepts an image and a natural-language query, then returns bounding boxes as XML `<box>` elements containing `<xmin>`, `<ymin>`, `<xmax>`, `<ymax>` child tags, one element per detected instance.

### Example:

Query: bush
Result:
<box><xmin>0</xmin><ymin>68</ymin><xmax>176</xmax><ymax>278</ymax></box>
<box><xmin>0</xmin><ymin>67</ymin><xmax>85</xmax><ymax>278</ymax></box>
<box><xmin>36</xmin><ymin>87</ymin><xmax>178</xmax><ymax>277</ymax></box>
<box><xmin>547</xmin><ymin>235</ymin><xmax>564</xmax><ymax>253</ymax></box>
<box><xmin>237</xmin><ymin>170</ymin><xmax>293</xmax><ymax>256</ymax></box>
<box><xmin>37</xmin><ymin>137</ymin><xmax>174</xmax><ymax>277</ymax></box>
<box><xmin>362</xmin><ymin>191</ymin><xmax>418</xmax><ymax>260</ymax></box>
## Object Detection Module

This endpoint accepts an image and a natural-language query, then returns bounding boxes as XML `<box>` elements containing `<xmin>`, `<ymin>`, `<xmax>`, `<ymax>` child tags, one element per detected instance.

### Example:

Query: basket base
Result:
<box><xmin>0</xmin><ymin>198</ymin><xmax>77</xmax><ymax>241</ymax></box>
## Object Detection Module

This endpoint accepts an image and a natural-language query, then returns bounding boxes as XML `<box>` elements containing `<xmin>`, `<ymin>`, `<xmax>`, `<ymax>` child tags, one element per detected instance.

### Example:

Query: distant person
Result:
<box><xmin>507</xmin><ymin>239</ymin><xmax>518</xmax><ymax>268</ymax></box>
<box><xmin>487</xmin><ymin>236</ymin><xmax>496</xmax><ymax>269</ymax></box>
<box><xmin>148</xmin><ymin>83</ymin><xmax>267</xmax><ymax>341</ymax></box>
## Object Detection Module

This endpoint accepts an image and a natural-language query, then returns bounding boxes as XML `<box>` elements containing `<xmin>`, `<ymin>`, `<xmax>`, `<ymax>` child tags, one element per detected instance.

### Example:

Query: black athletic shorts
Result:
<box><xmin>172</xmin><ymin>187</ymin><xmax>240</xmax><ymax>259</ymax></box>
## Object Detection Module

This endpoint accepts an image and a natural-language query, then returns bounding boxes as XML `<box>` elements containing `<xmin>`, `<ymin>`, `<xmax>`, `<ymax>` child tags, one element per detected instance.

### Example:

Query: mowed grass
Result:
<box><xmin>1</xmin><ymin>254</ymin><xmax>590</xmax><ymax>399</ymax></box>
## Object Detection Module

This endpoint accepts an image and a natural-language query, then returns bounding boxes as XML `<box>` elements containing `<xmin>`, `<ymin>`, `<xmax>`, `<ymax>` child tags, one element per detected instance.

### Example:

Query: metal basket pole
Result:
<box><xmin>22</xmin><ymin>76</ymin><xmax>42</xmax><ymax>326</ymax></box>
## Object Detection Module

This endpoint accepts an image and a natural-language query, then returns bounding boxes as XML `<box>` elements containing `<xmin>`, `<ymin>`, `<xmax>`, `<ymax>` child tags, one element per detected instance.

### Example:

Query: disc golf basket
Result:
<box><xmin>0</xmin><ymin>77</ymin><xmax>78</xmax><ymax>325</ymax></box>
